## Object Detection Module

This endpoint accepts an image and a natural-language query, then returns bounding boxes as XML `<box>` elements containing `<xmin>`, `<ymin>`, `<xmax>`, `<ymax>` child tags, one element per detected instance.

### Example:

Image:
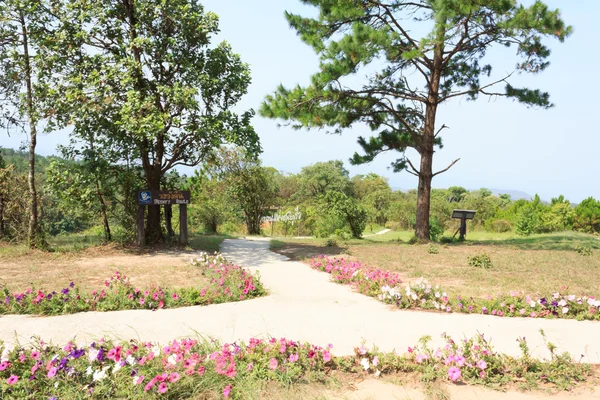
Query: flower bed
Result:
<box><xmin>0</xmin><ymin>333</ymin><xmax>589</xmax><ymax>398</ymax></box>
<box><xmin>310</xmin><ymin>256</ymin><xmax>600</xmax><ymax>321</ymax></box>
<box><xmin>0</xmin><ymin>253</ymin><xmax>265</xmax><ymax>315</ymax></box>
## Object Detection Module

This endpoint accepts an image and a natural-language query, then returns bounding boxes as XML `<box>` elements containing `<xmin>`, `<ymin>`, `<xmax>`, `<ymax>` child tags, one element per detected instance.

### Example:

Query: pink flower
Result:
<box><xmin>158</xmin><ymin>382</ymin><xmax>168</xmax><ymax>393</ymax></box>
<box><xmin>197</xmin><ymin>366</ymin><xmax>205</xmax><ymax>376</ymax></box>
<box><xmin>7</xmin><ymin>375</ymin><xmax>18</xmax><ymax>385</ymax></box>
<box><xmin>448</xmin><ymin>366</ymin><xmax>461</xmax><ymax>382</ymax></box>
<box><xmin>289</xmin><ymin>353</ymin><xmax>299</xmax><ymax>363</ymax></box>
<box><xmin>172</xmin><ymin>293</ymin><xmax>179</xmax><ymax>300</ymax></box>
<box><xmin>520</xmin><ymin>309</ymin><xmax>526</xmax><ymax>315</ymax></box>
<box><xmin>416</xmin><ymin>354</ymin><xmax>429</xmax><ymax>364</ymax></box>
<box><xmin>323</xmin><ymin>351</ymin><xmax>331</xmax><ymax>362</ymax></box>
<box><xmin>479</xmin><ymin>371</ymin><xmax>486</xmax><ymax>379</ymax></box>
<box><xmin>170</xmin><ymin>372</ymin><xmax>180</xmax><ymax>383</ymax></box>
<box><xmin>372</xmin><ymin>356</ymin><xmax>379</xmax><ymax>366</ymax></box>
<box><xmin>477</xmin><ymin>360</ymin><xmax>487</xmax><ymax>370</ymax></box>
<box><xmin>0</xmin><ymin>362</ymin><xmax>8</xmax><ymax>371</ymax></box>
<box><xmin>223</xmin><ymin>384</ymin><xmax>232</xmax><ymax>398</ymax></box>
<box><xmin>31</xmin><ymin>351</ymin><xmax>40</xmax><ymax>360</ymax></box>
<box><xmin>48</xmin><ymin>367</ymin><xmax>57</xmax><ymax>378</ymax></box>
<box><xmin>247</xmin><ymin>362</ymin><xmax>254</xmax><ymax>371</ymax></box>
<box><xmin>134</xmin><ymin>375</ymin><xmax>145</xmax><ymax>385</ymax></box>
<box><xmin>269</xmin><ymin>358</ymin><xmax>278</xmax><ymax>370</ymax></box>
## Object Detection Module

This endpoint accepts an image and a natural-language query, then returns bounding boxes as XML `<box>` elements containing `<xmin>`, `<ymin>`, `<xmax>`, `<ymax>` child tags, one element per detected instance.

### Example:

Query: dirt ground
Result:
<box><xmin>0</xmin><ymin>244</ymin><xmax>207</xmax><ymax>292</ymax></box>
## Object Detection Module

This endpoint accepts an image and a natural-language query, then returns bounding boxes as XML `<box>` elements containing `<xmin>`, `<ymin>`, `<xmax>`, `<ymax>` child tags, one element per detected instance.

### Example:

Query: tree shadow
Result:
<box><xmin>460</xmin><ymin>234</ymin><xmax>600</xmax><ymax>251</ymax></box>
<box><xmin>270</xmin><ymin>239</ymin><xmax>348</xmax><ymax>261</ymax></box>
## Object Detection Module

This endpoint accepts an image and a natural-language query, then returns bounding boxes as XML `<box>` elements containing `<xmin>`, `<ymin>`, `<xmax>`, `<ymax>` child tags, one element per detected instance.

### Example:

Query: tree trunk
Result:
<box><xmin>97</xmin><ymin>181</ymin><xmax>111</xmax><ymax>242</ymax></box>
<box><xmin>20</xmin><ymin>11</ymin><xmax>41</xmax><ymax>249</ymax></box>
<box><xmin>415</xmin><ymin>148</ymin><xmax>433</xmax><ymax>241</ymax></box>
<box><xmin>164</xmin><ymin>204</ymin><xmax>174</xmax><ymax>239</ymax></box>
<box><xmin>246</xmin><ymin>213</ymin><xmax>260</xmax><ymax>235</ymax></box>
<box><xmin>144</xmin><ymin>167</ymin><xmax>164</xmax><ymax>244</ymax></box>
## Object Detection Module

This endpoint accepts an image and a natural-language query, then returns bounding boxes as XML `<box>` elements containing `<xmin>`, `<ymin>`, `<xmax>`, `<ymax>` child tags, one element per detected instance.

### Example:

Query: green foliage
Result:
<box><xmin>429</xmin><ymin>216</ymin><xmax>444</xmax><ymax>242</ymax></box>
<box><xmin>325</xmin><ymin>238</ymin><xmax>338</xmax><ymax>248</ymax></box>
<box><xmin>516</xmin><ymin>195</ymin><xmax>543</xmax><ymax>236</ymax></box>
<box><xmin>575</xmin><ymin>245</ymin><xmax>592</xmax><ymax>257</ymax></box>
<box><xmin>573</xmin><ymin>197</ymin><xmax>600</xmax><ymax>234</ymax></box>
<box><xmin>294</xmin><ymin>160</ymin><xmax>352</xmax><ymax>201</ymax></box>
<box><xmin>427</xmin><ymin>244</ymin><xmax>439</xmax><ymax>255</ymax></box>
<box><xmin>468</xmin><ymin>252</ymin><xmax>493</xmax><ymax>269</ymax></box>
<box><xmin>321</xmin><ymin>191</ymin><xmax>367</xmax><ymax>239</ymax></box>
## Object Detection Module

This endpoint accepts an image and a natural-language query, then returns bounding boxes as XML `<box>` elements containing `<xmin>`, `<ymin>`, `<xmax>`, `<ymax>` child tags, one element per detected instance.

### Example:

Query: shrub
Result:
<box><xmin>467</xmin><ymin>252</ymin><xmax>493</xmax><ymax>269</ymax></box>
<box><xmin>325</xmin><ymin>239</ymin><xmax>338</xmax><ymax>248</ymax></box>
<box><xmin>575</xmin><ymin>245</ymin><xmax>592</xmax><ymax>256</ymax></box>
<box><xmin>429</xmin><ymin>216</ymin><xmax>444</xmax><ymax>241</ymax></box>
<box><xmin>573</xmin><ymin>197</ymin><xmax>600</xmax><ymax>234</ymax></box>
<box><xmin>490</xmin><ymin>219</ymin><xmax>512</xmax><ymax>233</ymax></box>
<box><xmin>408</xmin><ymin>235</ymin><xmax>419</xmax><ymax>245</ymax></box>
<box><xmin>427</xmin><ymin>244</ymin><xmax>439</xmax><ymax>254</ymax></box>
<box><xmin>439</xmin><ymin>236</ymin><xmax>454</xmax><ymax>244</ymax></box>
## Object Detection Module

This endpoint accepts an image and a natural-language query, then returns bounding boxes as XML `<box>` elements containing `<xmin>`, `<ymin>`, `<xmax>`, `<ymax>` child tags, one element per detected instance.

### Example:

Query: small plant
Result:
<box><xmin>439</xmin><ymin>236</ymin><xmax>454</xmax><ymax>244</ymax></box>
<box><xmin>427</xmin><ymin>244</ymin><xmax>439</xmax><ymax>254</ymax></box>
<box><xmin>467</xmin><ymin>252</ymin><xmax>493</xmax><ymax>269</ymax></box>
<box><xmin>575</xmin><ymin>245</ymin><xmax>592</xmax><ymax>256</ymax></box>
<box><xmin>325</xmin><ymin>238</ymin><xmax>338</xmax><ymax>247</ymax></box>
<box><xmin>408</xmin><ymin>235</ymin><xmax>419</xmax><ymax>245</ymax></box>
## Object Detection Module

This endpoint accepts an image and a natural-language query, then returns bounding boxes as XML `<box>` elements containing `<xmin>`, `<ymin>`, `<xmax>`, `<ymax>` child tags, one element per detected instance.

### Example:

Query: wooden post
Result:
<box><xmin>165</xmin><ymin>204</ymin><xmax>174</xmax><ymax>238</ymax></box>
<box><xmin>179</xmin><ymin>204</ymin><xmax>188</xmax><ymax>244</ymax></box>
<box><xmin>459</xmin><ymin>217</ymin><xmax>467</xmax><ymax>240</ymax></box>
<box><xmin>137</xmin><ymin>205</ymin><xmax>145</xmax><ymax>247</ymax></box>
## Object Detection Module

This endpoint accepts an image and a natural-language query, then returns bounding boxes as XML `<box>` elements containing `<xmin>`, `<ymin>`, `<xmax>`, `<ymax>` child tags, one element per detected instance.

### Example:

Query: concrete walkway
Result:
<box><xmin>1</xmin><ymin>238</ymin><xmax>599</xmax><ymax>364</ymax></box>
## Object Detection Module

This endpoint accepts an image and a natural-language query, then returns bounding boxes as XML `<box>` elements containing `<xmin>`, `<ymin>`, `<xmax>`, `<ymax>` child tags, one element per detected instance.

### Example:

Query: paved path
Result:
<box><xmin>363</xmin><ymin>228</ymin><xmax>391</xmax><ymax>237</ymax></box>
<box><xmin>1</xmin><ymin>238</ymin><xmax>599</xmax><ymax>364</ymax></box>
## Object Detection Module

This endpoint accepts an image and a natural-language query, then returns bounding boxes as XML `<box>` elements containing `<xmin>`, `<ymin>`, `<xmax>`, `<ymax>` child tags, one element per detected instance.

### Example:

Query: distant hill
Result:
<box><xmin>487</xmin><ymin>188</ymin><xmax>533</xmax><ymax>201</ymax></box>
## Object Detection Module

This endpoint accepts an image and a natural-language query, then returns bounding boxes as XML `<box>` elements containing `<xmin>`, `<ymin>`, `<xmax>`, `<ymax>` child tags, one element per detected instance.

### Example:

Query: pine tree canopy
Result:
<box><xmin>260</xmin><ymin>0</ymin><xmax>571</xmax><ymax>173</ymax></box>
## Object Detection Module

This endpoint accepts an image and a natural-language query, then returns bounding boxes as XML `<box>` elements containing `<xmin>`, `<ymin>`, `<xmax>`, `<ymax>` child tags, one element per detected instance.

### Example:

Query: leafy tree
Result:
<box><xmin>295</xmin><ymin>160</ymin><xmax>352</xmax><ymax>200</ymax></box>
<box><xmin>516</xmin><ymin>194</ymin><xmax>543</xmax><ymax>236</ymax></box>
<box><xmin>321</xmin><ymin>191</ymin><xmax>367</xmax><ymax>239</ymax></box>
<box><xmin>352</xmin><ymin>173</ymin><xmax>391</xmax><ymax>200</ymax></box>
<box><xmin>260</xmin><ymin>0</ymin><xmax>571</xmax><ymax>241</ymax></box>
<box><xmin>210</xmin><ymin>148</ymin><xmax>278</xmax><ymax>235</ymax></box>
<box><xmin>188</xmin><ymin>169</ymin><xmax>230</xmax><ymax>234</ymax></box>
<box><xmin>53</xmin><ymin>0</ymin><xmax>260</xmax><ymax>244</ymax></box>
<box><xmin>446</xmin><ymin>186</ymin><xmax>467</xmax><ymax>203</ymax></box>
<box><xmin>573</xmin><ymin>197</ymin><xmax>600</xmax><ymax>234</ymax></box>
<box><xmin>0</xmin><ymin>0</ymin><xmax>60</xmax><ymax>247</ymax></box>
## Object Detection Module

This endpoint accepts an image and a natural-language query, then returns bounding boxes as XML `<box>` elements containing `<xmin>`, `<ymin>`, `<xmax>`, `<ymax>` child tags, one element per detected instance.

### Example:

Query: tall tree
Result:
<box><xmin>0</xmin><ymin>0</ymin><xmax>57</xmax><ymax>247</ymax></box>
<box><xmin>260</xmin><ymin>0</ymin><xmax>571</xmax><ymax>240</ymax></box>
<box><xmin>55</xmin><ymin>0</ymin><xmax>260</xmax><ymax>244</ymax></box>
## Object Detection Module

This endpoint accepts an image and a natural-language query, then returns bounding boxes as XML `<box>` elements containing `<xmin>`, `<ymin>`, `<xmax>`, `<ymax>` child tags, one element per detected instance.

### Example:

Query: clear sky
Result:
<box><xmin>2</xmin><ymin>1</ymin><xmax>598</xmax><ymax>202</ymax></box>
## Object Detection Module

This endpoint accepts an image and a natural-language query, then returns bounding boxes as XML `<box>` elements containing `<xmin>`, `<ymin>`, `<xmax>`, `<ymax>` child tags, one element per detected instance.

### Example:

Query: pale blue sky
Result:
<box><xmin>2</xmin><ymin>1</ymin><xmax>598</xmax><ymax>202</ymax></box>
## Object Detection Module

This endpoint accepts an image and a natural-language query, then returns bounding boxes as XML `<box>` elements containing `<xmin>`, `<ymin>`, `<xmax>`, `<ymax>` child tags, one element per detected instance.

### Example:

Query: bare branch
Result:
<box><xmin>433</xmin><ymin>158</ymin><xmax>460</xmax><ymax>177</ymax></box>
<box><xmin>435</xmin><ymin>124</ymin><xmax>448</xmax><ymax>137</ymax></box>
<box><xmin>406</xmin><ymin>157</ymin><xmax>421</xmax><ymax>176</ymax></box>
<box><xmin>439</xmin><ymin>72</ymin><xmax>514</xmax><ymax>103</ymax></box>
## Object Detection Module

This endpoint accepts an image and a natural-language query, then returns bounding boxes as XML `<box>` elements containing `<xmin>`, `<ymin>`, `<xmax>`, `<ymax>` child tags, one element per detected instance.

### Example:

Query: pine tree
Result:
<box><xmin>260</xmin><ymin>0</ymin><xmax>571</xmax><ymax>240</ymax></box>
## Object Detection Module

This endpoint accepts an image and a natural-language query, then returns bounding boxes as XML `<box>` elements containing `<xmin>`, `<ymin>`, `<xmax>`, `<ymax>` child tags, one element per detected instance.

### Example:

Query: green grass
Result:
<box><xmin>188</xmin><ymin>234</ymin><xmax>235</xmax><ymax>253</ymax></box>
<box><xmin>269</xmin><ymin>230</ymin><xmax>600</xmax><ymax>299</ymax></box>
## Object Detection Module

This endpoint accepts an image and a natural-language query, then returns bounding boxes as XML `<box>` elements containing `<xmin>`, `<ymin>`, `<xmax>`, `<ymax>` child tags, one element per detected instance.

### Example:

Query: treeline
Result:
<box><xmin>190</xmin><ymin>150</ymin><xmax>600</xmax><ymax>239</ymax></box>
<box><xmin>2</xmin><ymin>147</ymin><xmax>598</xmax><ymax>244</ymax></box>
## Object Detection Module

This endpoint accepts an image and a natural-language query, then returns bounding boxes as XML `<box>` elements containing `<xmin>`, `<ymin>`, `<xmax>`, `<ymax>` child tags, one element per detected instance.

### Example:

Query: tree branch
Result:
<box><xmin>439</xmin><ymin>72</ymin><xmax>514</xmax><ymax>103</ymax></box>
<box><xmin>433</xmin><ymin>158</ymin><xmax>460</xmax><ymax>177</ymax></box>
<box><xmin>406</xmin><ymin>158</ymin><xmax>421</xmax><ymax>176</ymax></box>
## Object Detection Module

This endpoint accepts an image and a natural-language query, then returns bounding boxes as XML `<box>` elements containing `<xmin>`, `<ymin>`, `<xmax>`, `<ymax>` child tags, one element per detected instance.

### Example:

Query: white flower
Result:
<box><xmin>568</xmin><ymin>295</ymin><xmax>576</xmax><ymax>302</ymax></box>
<box><xmin>88</xmin><ymin>348</ymin><xmax>99</xmax><ymax>362</ymax></box>
<box><xmin>168</xmin><ymin>354</ymin><xmax>177</xmax><ymax>365</ymax></box>
<box><xmin>360</xmin><ymin>358</ymin><xmax>370</xmax><ymax>370</ymax></box>
<box><xmin>113</xmin><ymin>363</ymin><xmax>122</xmax><ymax>373</ymax></box>
<box><xmin>85</xmin><ymin>366</ymin><xmax>93</xmax><ymax>376</ymax></box>
<box><xmin>126</xmin><ymin>355</ymin><xmax>136</xmax><ymax>365</ymax></box>
<box><xmin>93</xmin><ymin>369</ymin><xmax>108</xmax><ymax>382</ymax></box>
<box><xmin>435</xmin><ymin>292</ymin><xmax>441</xmax><ymax>298</ymax></box>
<box><xmin>1</xmin><ymin>344</ymin><xmax>13</xmax><ymax>362</ymax></box>
<box><xmin>411</xmin><ymin>293</ymin><xmax>417</xmax><ymax>301</ymax></box>
<box><xmin>375</xmin><ymin>369</ymin><xmax>381</xmax><ymax>377</ymax></box>
<box><xmin>558</xmin><ymin>299</ymin><xmax>567</xmax><ymax>307</ymax></box>
<box><xmin>54</xmin><ymin>381</ymin><xmax>59</xmax><ymax>388</ymax></box>
<box><xmin>562</xmin><ymin>307</ymin><xmax>569</xmax><ymax>314</ymax></box>
<box><xmin>529</xmin><ymin>301</ymin><xmax>536</xmax><ymax>308</ymax></box>
<box><xmin>151</xmin><ymin>346</ymin><xmax>160</xmax><ymax>356</ymax></box>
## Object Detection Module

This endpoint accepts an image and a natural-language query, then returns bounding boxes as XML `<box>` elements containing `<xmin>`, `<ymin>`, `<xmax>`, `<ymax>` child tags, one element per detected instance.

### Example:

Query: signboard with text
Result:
<box><xmin>137</xmin><ymin>190</ymin><xmax>191</xmax><ymax>205</ymax></box>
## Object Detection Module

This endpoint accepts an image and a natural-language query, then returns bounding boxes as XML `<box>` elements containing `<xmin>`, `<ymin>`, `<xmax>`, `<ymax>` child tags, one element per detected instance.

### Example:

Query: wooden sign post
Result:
<box><xmin>137</xmin><ymin>190</ymin><xmax>191</xmax><ymax>247</ymax></box>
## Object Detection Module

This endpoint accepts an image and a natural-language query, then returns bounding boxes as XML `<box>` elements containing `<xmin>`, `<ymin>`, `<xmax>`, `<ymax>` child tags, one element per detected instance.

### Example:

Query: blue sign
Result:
<box><xmin>139</xmin><ymin>191</ymin><xmax>152</xmax><ymax>205</ymax></box>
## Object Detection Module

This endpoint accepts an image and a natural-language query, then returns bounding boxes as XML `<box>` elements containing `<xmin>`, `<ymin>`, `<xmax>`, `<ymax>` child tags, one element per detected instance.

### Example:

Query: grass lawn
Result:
<box><xmin>0</xmin><ymin>233</ymin><xmax>232</xmax><ymax>293</ymax></box>
<box><xmin>271</xmin><ymin>231</ymin><xmax>600</xmax><ymax>299</ymax></box>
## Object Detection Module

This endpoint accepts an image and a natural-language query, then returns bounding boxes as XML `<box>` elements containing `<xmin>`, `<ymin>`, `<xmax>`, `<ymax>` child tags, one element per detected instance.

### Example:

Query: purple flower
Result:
<box><xmin>61</xmin><ymin>288</ymin><xmax>69</xmax><ymax>295</ymax></box>
<box><xmin>47</xmin><ymin>294</ymin><xmax>53</xmax><ymax>300</ymax></box>
<box><xmin>69</xmin><ymin>282</ymin><xmax>75</xmax><ymax>288</ymax></box>
<box><xmin>540</xmin><ymin>297</ymin><xmax>547</xmax><ymax>306</ymax></box>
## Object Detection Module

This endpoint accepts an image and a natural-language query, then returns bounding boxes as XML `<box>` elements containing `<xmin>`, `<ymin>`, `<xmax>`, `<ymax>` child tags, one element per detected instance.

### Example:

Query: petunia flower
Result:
<box><xmin>448</xmin><ymin>366</ymin><xmax>461</xmax><ymax>382</ymax></box>
<box><xmin>7</xmin><ymin>375</ymin><xmax>18</xmax><ymax>385</ymax></box>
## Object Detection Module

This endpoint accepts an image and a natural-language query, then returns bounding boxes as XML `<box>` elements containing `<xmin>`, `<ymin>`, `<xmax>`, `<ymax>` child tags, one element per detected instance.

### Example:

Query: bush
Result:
<box><xmin>573</xmin><ymin>197</ymin><xmax>600</xmax><ymax>234</ymax></box>
<box><xmin>490</xmin><ymin>219</ymin><xmax>512</xmax><ymax>233</ymax></box>
<box><xmin>575</xmin><ymin>245</ymin><xmax>593</xmax><ymax>256</ymax></box>
<box><xmin>325</xmin><ymin>238</ymin><xmax>338</xmax><ymax>247</ymax></box>
<box><xmin>427</xmin><ymin>244</ymin><xmax>439</xmax><ymax>254</ymax></box>
<box><xmin>439</xmin><ymin>236</ymin><xmax>454</xmax><ymax>244</ymax></box>
<box><xmin>429</xmin><ymin>216</ymin><xmax>444</xmax><ymax>241</ymax></box>
<box><xmin>467</xmin><ymin>252</ymin><xmax>493</xmax><ymax>269</ymax></box>
<box><xmin>408</xmin><ymin>235</ymin><xmax>419</xmax><ymax>245</ymax></box>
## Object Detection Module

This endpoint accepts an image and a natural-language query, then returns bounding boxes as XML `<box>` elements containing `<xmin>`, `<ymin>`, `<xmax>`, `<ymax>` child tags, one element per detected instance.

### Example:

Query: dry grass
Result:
<box><xmin>271</xmin><ymin>232</ymin><xmax>600</xmax><ymax>299</ymax></box>
<box><xmin>0</xmin><ymin>234</ymin><xmax>230</xmax><ymax>293</ymax></box>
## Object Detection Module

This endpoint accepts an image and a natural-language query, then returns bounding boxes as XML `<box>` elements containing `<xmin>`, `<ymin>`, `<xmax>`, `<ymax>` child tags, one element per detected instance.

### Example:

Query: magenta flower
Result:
<box><xmin>323</xmin><ymin>351</ymin><xmax>331</xmax><ymax>362</ymax></box>
<box><xmin>477</xmin><ymin>360</ymin><xmax>487</xmax><ymax>370</ymax></box>
<box><xmin>31</xmin><ymin>351</ymin><xmax>40</xmax><ymax>360</ymax></box>
<box><xmin>269</xmin><ymin>358</ymin><xmax>278</xmax><ymax>370</ymax></box>
<box><xmin>47</xmin><ymin>367</ymin><xmax>57</xmax><ymax>378</ymax></box>
<box><xmin>7</xmin><ymin>375</ymin><xmax>18</xmax><ymax>385</ymax></box>
<box><xmin>247</xmin><ymin>362</ymin><xmax>254</xmax><ymax>371</ymax></box>
<box><xmin>158</xmin><ymin>382</ymin><xmax>168</xmax><ymax>393</ymax></box>
<box><xmin>448</xmin><ymin>366</ymin><xmax>461</xmax><ymax>382</ymax></box>
<box><xmin>223</xmin><ymin>384</ymin><xmax>232</xmax><ymax>398</ymax></box>
<box><xmin>169</xmin><ymin>372</ymin><xmax>180</xmax><ymax>383</ymax></box>
<box><xmin>0</xmin><ymin>362</ymin><xmax>8</xmax><ymax>371</ymax></box>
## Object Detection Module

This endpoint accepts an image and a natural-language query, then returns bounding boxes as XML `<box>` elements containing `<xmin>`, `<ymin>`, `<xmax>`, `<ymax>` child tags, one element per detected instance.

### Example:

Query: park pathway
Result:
<box><xmin>1</xmin><ymin>238</ymin><xmax>599</xmax><ymax>364</ymax></box>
